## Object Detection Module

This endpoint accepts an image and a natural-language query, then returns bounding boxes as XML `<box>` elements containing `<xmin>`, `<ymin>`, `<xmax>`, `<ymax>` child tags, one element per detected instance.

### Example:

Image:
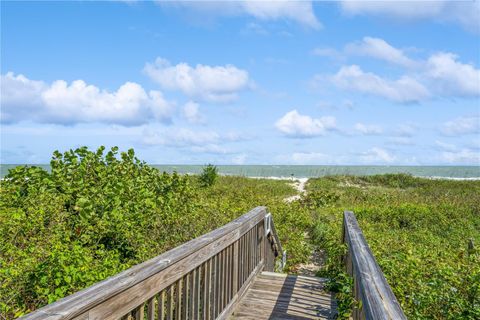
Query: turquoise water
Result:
<box><xmin>1</xmin><ymin>164</ymin><xmax>479</xmax><ymax>179</ymax></box>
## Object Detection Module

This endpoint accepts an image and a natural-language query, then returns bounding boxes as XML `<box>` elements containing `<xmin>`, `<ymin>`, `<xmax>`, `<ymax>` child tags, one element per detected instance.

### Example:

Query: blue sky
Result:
<box><xmin>1</xmin><ymin>0</ymin><xmax>479</xmax><ymax>165</ymax></box>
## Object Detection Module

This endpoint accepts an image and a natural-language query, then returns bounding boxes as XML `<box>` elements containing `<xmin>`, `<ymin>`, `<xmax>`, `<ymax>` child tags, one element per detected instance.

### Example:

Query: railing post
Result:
<box><xmin>232</xmin><ymin>240</ymin><xmax>239</xmax><ymax>295</ymax></box>
<box><xmin>264</xmin><ymin>213</ymin><xmax>274</xmax><ymax>272</ymax></box>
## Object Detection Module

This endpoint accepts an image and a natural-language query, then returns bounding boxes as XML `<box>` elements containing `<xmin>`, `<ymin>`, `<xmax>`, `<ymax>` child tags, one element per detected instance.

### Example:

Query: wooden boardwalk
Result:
<box><xmin>230</xmin><ymin>272</ymin><xmax>337</xmax><ymax>319</ymax></box>
<box><xmin>20</xmin><ymin>208</ymin><xmax>406</xmax><ymax>320</ymax></box>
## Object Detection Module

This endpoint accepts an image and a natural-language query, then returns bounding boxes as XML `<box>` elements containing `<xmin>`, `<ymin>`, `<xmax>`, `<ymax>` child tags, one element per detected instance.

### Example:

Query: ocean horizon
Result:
<box><xmin>2</xmin><ymin>164</ymin><xmax>479</xmax><ymax>179</ymax></box>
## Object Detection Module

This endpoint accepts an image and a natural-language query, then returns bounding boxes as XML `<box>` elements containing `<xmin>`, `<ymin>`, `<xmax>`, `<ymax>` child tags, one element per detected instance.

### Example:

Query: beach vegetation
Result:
<box><xmin>198</xmin><ymin>163</ymin><xmax>218</xmax><ymax>187</ymax></box>
<box><xmin>0</xmin><ymin>148</ymin><xmax>478</xmax><ymax>319</ymax></box>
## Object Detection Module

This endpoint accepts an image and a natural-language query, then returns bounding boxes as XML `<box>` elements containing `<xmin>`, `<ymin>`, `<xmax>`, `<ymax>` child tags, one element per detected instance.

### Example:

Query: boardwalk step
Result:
<box><xmin>229</xmin><ymin>271</ymin><xmax>337</xmax><ymax>320</ymax></box>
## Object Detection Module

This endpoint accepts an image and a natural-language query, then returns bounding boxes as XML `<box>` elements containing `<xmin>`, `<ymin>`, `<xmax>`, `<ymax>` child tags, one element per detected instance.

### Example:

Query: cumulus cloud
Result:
<box><xmin>441</xmin><ymin>149</ymin><xmax>480</xmax><ymax>164</ymax></box>
<box><xmin>433</xmin><ymin>139</ymin><xmax>480</xmax><ymax>164</ymax></box>
<box><xmin>182</xmin><ymin>101</ymin><xmax>205</xmax><ymax>124</ymax></box>
<box><xmin>354</xmin><ymin>123</ymin><xmax>383</xmax><ymax>135</ymax></box>
<box><xmin>329</xmin><ymin>65</ymin><xmax>430</xmax><ymax>103</ymax></box>
<box><xmin>441</xmin><ymin>115</ymin><xmax>480</xmax><ymax>136</ymax></box>
<box><xmin>313</xmin><ymin>36</ymin><xmax>479</xmax><ymax>102</ymax></box>
<box><xmin>339</xmin><ymin>0</ymin><xmax>480</xmax><ymax>32</ymax></box>
<box><xmin>345</xmin><ymin>37</ymin><xmax>416</xmax><ymax>67</ymax></box>
<box><xmin>160</xmin><ymin>0</ymin><xmax>321</xmax><ymax>29</ymax></box>
<box><xmin>1</xmin><ymin>72</ymin><xmax>173</xmax><ymax>125</ymax></box>
<box><xmin>426</xmin><ymin>53</ymin><xmax>480</xmax><ymax>97</ymax></box>
<box><xmin>142</xmin><ymin>128</ymin><xmax>245</xmax><ymax>148</ymax></box>
<box><xmin>144</xmin><ymin>58</ymin><xmax>250</xmax><ymax>103</ymax></box>
<box><xmin>360</xmin><ymin>147</ymin><xmax>395</xmax><ymax>163</ymax></box>
<box><xmin>275</xmin><ymin>110</ymin><xmax>336</xmax><ymax>138</ymax></box>
<box><xmin>241</xmin><ymin>1</ymin><xmax>321</xmax><ymax>29</ymax></box>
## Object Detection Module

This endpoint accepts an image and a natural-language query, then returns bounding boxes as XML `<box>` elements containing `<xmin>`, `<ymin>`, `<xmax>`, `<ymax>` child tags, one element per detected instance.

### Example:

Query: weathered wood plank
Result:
<box><xmin>166</xmin><ymin>286</ymin><xmax>174</xmax><ymax>320</ymax></box>
<box><xmin>157</xmin><ymin>291</ymin><xmax>165</xmax><ymax>320</ymax></box>
<box><xmin>20</xmin><ymin>205</ymin><xmax>287</xmax><ymax>320</ymax></box>
<box><xmin>146</xmin><ymin>297</ymin><xmax>154</xmax><ymax>320</ymax></box>
<box><xmin>230</xmin><ymin>272</ymin><xmax>336</xmax><ymax>320</ymax></box>
<box><xmin>20</xmin><ymin>207</ymin><xmax>267</xmax><ymax>320</ymax></box>
<box><xmin>188</xmin><ymin>269</ymin><xmax>194</xmax><ymax>319</ymax></box>
<box><xmin>203</xmin><ymin>260</ymin><xmax>210</xmax><ymax>320</ymax></box>
<box><xmin>343</xmin><ymin>211</ymin><xmax>406</xmax><ymax>320</ymax></box>
<box><xmin>216</xmin><ymin>262</ymin><xmax>264</xmax><ymax>320</ymax></box>
<box><xmin>194</xmin><ymin>266</ymin><xmax>200</xmax><ymax>320</ymax></box>
<box><xmin>182</xmin><ymin>275</ymin><xmax>188</xmax><ymax>320</ymax></box>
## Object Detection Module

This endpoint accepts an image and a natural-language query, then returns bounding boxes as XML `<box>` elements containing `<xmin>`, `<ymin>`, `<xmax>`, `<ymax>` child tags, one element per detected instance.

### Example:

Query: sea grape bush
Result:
<box><xmin>0</xmin><ymin>146</ymin><xmax>198</xmax><ymax>318</ymax></box>
<box><xmin>0</xmin><ymin>147</ymin><xmax>307</xmax><ymax>319</ymax></box>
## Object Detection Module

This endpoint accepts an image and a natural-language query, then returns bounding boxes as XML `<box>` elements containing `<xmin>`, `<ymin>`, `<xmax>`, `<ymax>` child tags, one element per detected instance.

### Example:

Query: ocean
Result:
<box><xmin>1</xmin><ymin>164</ymin><xmax>479</xmax><ymax>179</ymax></box>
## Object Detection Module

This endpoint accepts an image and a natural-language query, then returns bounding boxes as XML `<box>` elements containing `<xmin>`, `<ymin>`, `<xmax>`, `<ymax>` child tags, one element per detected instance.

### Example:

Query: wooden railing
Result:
<box><xmin>20</xmin><ymin>206</ymin><xmax>284</xmax><ymax>320</ymax></box>
<box><xmin>342</xmin><ymin>211</ymin><xmax>407</xmax><ymax>320</ymax></box>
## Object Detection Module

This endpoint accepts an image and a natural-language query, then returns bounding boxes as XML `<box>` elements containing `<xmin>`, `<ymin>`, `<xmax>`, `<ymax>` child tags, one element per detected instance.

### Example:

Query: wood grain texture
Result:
<box><xmin>19</xmin><ymin>206</ymin><xmax>289</xmax><ymax>320</ymax></box>
<box><xmin>230</xmin><ymin>272</ymin><xmax>336</xmax><ymax>320</ymax></box>
<box><xmin>343</xmin><ymin>211</ymin><xmax>407</xmax><ymax>320</ymax></box>
<box><xmin>20</xmin><ymin>207</ymin><xmax>267</xmax><ymax>320</ymax></box>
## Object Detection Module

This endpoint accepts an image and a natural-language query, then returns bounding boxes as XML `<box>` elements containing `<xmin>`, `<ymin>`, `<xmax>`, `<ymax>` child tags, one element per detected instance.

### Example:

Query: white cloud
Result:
<box><xmin>191</xmin><ymin>144</ymin><xmax>229</xmax><ymax>154</ymax></box>
<box><xmin>144</xmin><ymin>58</ymin><xmax>250</xmax><ymax>103</ymax></box>
<box><xmin>426</xmin><ymin>53</ymin><xmax>480</xmax><ymax>97</ymax></box>
<box><xmin>182</xmin><ymin>101</ymin><xmax>205</xmax><ymax>124</ymax></box>
<box><xmin>310</xmin><ymin>47</ymin><xmax>345</xmax><ymax>62</ymax></box>
<box><xmin>0</xmin><ymin>72</ymin><xmax>47</xmax><ymax>123</ymax></box>
<box><xmin>141</xmin><ymin>128</ymin><xmax>245</xmax><ymax>148</ymax></box>
<box><xmin>274</xmin><ymin>152</ymin><xmax>340</xmax><ymax>164</ymax></box>
<box><xmin>339</xmin><ymin>1</ymin><xmax>480</xmax><ymax>32</ymax></box>
<box><xmin>441</xmin><ymin>149</ymin><xmax>480</xmax><ymax>164</ymax></box>
<box><xmin>433</xmin><ymin>139</ymin><xmax>480</xmax><ymax>164</ymax></box>
<box><xmin>354</xmin><ymin>123</ymin><xmax>383</xmax><ymax>135</ymax></box>
<box><xmin>242</xmin><ymin>0</ymin><xmax>321</xmax><ymax>29</ymax></box>
<box><xmin>291</xmin><ymin>152</ymin><xmax>332</xmax><ymax>164</ymax></box>
<box><xmin>142</xmin><ymin>128</ymin><xmax>220</xmax><ymax>146</ymax></box>
<box><xmin>387</xmin><ymin>137</ymin><xmax>415</xmax><ymax>146</ymax></box>
<box><xmin>345</xmin><ymin>37</ymin><xmax>416</xmax><ymax>67</ymax></box>
<box><xmin>160</xmin><ymin>0</ymin><xmax>321</xmax><ymax>29</ymax></box>
<box><xmin>435</xmin><ymin>140</ymin><xmax>457</xmax><ymax>152</ymax></box>
<box><xmin>275</xmin><ymin>110</ymin><xmax>336</xmax><ymax>138</ymax></box>
<box><xmin>313</xmin><ymin>37</ymin><xmax>479</xmax><ymax>102</ymax></box>
<box><xmin>441</xmin><ymin>115</ymin><xmax>480</xmax><ymax>136</ymax></box>
<box><xmin>329</xmin><ymin>65</ymin><xmax>430</xmax><ymax>103</ymax></box>
<box><xmin>340</xmin><ymin>1</ymin><xmax>445</xmax><ymax>19</ymax></box>
<box><xmin>394</xmin><ymin>123</ymin><xmax>417</xmax><ymax>137</ymax></box>
<box><xmin>232</xmin><ymin>153</ymin><xmax>247</xmax><ymax>165</ymax></box>
<box><xmin>360</xmin><ymin>147</ymin><xmax>395</xmax><ymax>163</ymax></box>
<box><xmin>1</xmin><ymin>72</ymin><xmax>173</xmax><ymax>125</ymax></box>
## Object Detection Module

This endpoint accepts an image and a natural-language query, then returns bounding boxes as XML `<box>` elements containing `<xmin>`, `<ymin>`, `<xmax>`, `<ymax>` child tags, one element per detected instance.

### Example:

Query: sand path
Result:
<box><xmin>283</xmin><ymin>178</ymin><xmax>308</xmax><ymax>203</ymax></box>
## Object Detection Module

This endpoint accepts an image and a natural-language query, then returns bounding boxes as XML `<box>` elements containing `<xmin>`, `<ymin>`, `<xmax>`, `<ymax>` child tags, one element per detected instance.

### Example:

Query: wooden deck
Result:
<box><xmin>230</xmin><ymin>272</ymin><xmax>337</xmax><ymax>319</ymax></box>
<box><xmin>20</xmin><ymin>208</ymin><xmax>405</xmax><ymax>320</ymax></box>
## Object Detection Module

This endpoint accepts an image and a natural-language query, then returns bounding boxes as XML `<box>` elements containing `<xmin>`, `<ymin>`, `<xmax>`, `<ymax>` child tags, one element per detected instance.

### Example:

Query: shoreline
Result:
<box><xmin>247</xmin><ymin>175</ymin><xmax>480</xmax><ymax>181</ymax></box>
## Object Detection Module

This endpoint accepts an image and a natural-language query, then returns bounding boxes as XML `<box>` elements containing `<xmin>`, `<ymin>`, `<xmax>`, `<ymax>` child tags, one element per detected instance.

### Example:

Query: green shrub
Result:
<box><xmin>0</xmin><ymin>150</ymin><xmax>306</xmax><ymax>318</ymax></box>
<box><xmin>0</xmin><ymin>146</ymin><xmax>197</xmax><ymax>317</ymax></box>
<box><xmin>198</xmin><ymin>164</ymin><xmax>218</xmax><ymax>187</ymax></box>
<box><xmin>308</xmin><ymin>174</ymin><xmax>480</xmax><ymax>320</ymax></box>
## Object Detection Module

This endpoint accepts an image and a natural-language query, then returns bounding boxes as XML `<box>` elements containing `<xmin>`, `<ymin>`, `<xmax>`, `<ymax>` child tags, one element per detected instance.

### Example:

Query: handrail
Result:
<box><xmin>342</xmin><ymin>211</ymin><xmax>406</xmax><ymax>320</ymax></box>
<box><xmin>20</xmin><ymin>206</ymin><xmax>284</xmax><ymax>320</ymax></box>
<box><xmin>264</xmin><ymin>213</ymin><xmax>286</xmax><ymax>271</ymax></box>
